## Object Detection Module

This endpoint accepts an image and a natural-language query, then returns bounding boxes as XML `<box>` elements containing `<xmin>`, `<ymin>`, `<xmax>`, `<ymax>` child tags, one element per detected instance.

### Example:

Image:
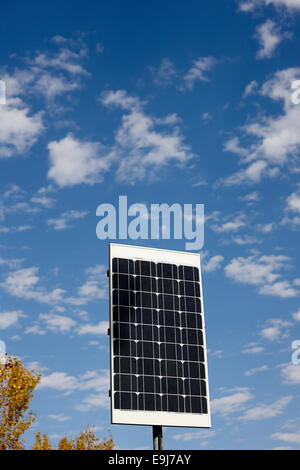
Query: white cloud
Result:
<box><xmin>225</xmin><ymin>253</ymin><xmax>286</xmax><ymax>285</ymax></box>
<box><xmin>4</xmin><ymin>37</ymin><xmax>88</xmax><ymax>105</ymax></box>
<box><xmin>33</xmin><ymin>73</ymin><xmax>80</xmax><ymax>99</ymax></box>
<box><xmin>245</xmin><ymin>365</ymin><xmax>269</xmax><ymax>376</ymax></box>
<box><xmin>225</xmin><ymin>253</ymin><xmax>298</xmax><ymax>298</ymax></box>
<box><xmin>259</xmin><ymin>281</ymin><xmax>298</xmax><ymax>298</ymax></box>
<box><xmin>1</xmin><ymin>266</ymin><xmax>66</xmax><ymax>304</ymax></box>
<box><xmin>211</xmin><ymin>390</ymin><xmax>253</xmax><ymax>416</ymax></box>
<box><xmin>221</xmin><ymin>67</ymin><xmax>300</xmax><ymax>185</ymax></box>
<box><xmin>39</xmin><ymin>368</ymin><xmax>110</xmax><ymax>410</ymax></box>
<box><xmin>66</xmin><ymin>264</ymin><xmax>107</xmax><ymax>306</ymax></box>
<box><xmin>271</xmin><ymin>431</ymin><xmax>300</xmax><ymax>445</ymax></box>
<box><xmin>2</xmin><ymin>263</ymin><xmax>107</xmax><ymax>309</ymax></box>
<box><xmin>242</xmin><ymin>346</ymin><xmax>265</xmax><ymax>354</ymax></box>
<box><xmin>238</xmin><ymin>0</ymin><xmax>300</xmax><ymax>12</ymax></box>
<box><xmin>255</xmin><ymin>20</ymin><xmax>284</xmax><ymax>59</ymax></box>
<box><xmin>3</xmin><ymin>184</ymin><xmax>26</xmax><ymax>200</ymax></box>
<box><xmin>75</xmin><ymin>393</ymin><xmax>109</xmax><ymax>411</ymax></box>
<box><xmin>202</xmin><ymin>254</ymin><xmax>224</xmax><ymax>273</ymax></box>
<box><xmin>292</xmin><ymin>309</ymin><xmax>300</xmax><ymax>321</ymax></box>
<box><xmin>101</xmin><ymin>90</ymin><xmax>193</xmax><ymax>183</ymax></box>
<box><xmin>223</xmin><ymin>137</ymin><xmax>249</xmax><ymax>158</ymax></box>
<box><xmin>201</xmin><ymin>112</ymin><xmax>212</xmax><ymax>121</ymax></box>
<box><xmin>256</xmin><ymin>222</ymin><xmax>276</xmax><ymax>233</ymax></box>
<box><xmin>210</xmin><ymin>215</ymin><xmax>246</xmax><ymax>233</ymax></box>
<box><xmin>239</xmin><ymin>396</ymin><xmax>292</xmax><ymax>421</ymax></box>
<box><xmin>47</xmin><ymin>134</ymin><xmax>113</xmax><ymax>187</ymax></box>
<box><xmin>221</xmin><ymin>160</ymin><xmax>268</xmax><ymax>186</ymax></box>
<box><xmin>38</xmin><ymin>372</ymin><xmax>78</xmax><ymax>391</ymax></box>
<box><xmin>150</xmin><ymin>58</ymin><xmax>177</xmax><ymax>86</ymax></box>
<box><xmin>33</xmin><ymin>46</ymin><xmax>88</xmax><ymax>76</ymax></box>
<box><xmin>286</xmin><ymin>190</ymin><xmax>300</xmax><ymax>213</ymax></box>
<box><xmin>77</xmin><ymin>369</ymin><xmax>110</xmax><ymax>392</ymax></box>
<box><xmin>0</xmin><ymin>310</ymin><xmax>24</xmax><ymax>329</ymax></box>
<box><xmin>0</xmin><ymin>256</ymin><xmax>24</xmax><ymax>269</ymax></box>
<box><xmin>25</xmin><ymin>361</ymin><xmax>49</xmax><ymax>372</ymax></box>
<box><xmin>77</xmin><ymin>321</ymin><xmax>108</xmax><ymax>336</ymax></box>
<box><xmin>39</xmin><ymin>313</ymin><xmax>76</xmax><ymax>333</ymax></box>
<box><xmin>281</xmin><ymin>363</ymin><xmax>300</xmax><ymax>384</ymax></box>
<box><xmin>48</xmin><ymin>414</ymin><xmax>70</xmax><ymax>422</ymax></box>
<box><xmin>0</xmin><ymin>97</ymin><xmax>43</xmax><ymax>158</ymax></box>
<box><xmin>259</xmin><ymin>318</ymin><xmax>291</xmax><ymax>341</ymax></box>
<box><xmin>25</xmin><ymin>324</ymin><xmax>46</xmax><ymax>335</ymax></box>
<box><xmin>47</xmin><ymin>209</ymin><xmax>88</xmax><ymax>230</ymax></box>
<box><xmin>239</xmin><ymin>191</ymin><xmax>260</xmax><ymax>203</ymax></box>
<box><xmin>184</xmin><ymin>57</ymin><xmax>216</xmax><ymax>89</ymax></box>
<box><xmin>243</xmin><ymin>80</ymin><xmax>259</xmax><ymax>98</ymax></box>
<box><xmin>172</xmin><ymin>430</ymin><xmax>216</xmax><ymax>441</ymax></box>
<box><xmin>232</xmin><ymin>234</ymin><xmax>260</xmax><ymax>245</ymax></box>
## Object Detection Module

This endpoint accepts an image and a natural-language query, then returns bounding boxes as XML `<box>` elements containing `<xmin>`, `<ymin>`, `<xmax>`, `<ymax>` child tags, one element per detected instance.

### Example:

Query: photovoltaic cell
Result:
<box><xmin>110</xmin><ymin>253</ymin><xmax>209</xmax><ymax>418</ymax></box>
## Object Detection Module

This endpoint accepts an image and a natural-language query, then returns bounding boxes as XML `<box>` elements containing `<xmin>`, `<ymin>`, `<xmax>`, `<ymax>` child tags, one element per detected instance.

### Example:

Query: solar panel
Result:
<box><xmin>109</xmin><ymin>244</ymin><xmax>211</xmax><ymax>428</ymax></box>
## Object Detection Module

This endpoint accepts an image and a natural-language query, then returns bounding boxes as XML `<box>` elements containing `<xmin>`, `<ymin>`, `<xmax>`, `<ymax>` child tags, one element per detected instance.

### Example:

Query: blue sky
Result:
<box><xmin>1</xmin><ymin>0</ymin><xmax>300</xmax><ymax>450</ymax></box>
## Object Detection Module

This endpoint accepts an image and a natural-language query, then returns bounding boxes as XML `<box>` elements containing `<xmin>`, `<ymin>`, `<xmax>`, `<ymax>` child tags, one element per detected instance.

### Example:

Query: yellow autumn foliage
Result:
<box><xmin>0</xmin><ymin>355</ymin><xmax>41</xmax><ymax>450</ymax></box>
<box><xmin>0</xmin><ymin>355</ymin><xmax>114</xmax><ymax>451</ymax></box>
<box><xmin>57</xmin><ymin>427</ymin><xmax>114</xmax><ymax>450</ymax></box>
<box><xmin>32</xmin><ymin>431</ymin><xmax>52</xmax><ymax>450</ymax></box>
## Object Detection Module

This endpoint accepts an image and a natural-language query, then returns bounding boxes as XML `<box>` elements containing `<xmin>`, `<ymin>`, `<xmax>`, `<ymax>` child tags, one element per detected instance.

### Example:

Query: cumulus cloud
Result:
<box><xmin>211</xmin><ymin>389</ymin><xmax>253</xmax><ymax>416</ymax></box>
<box><xmin>101</xmin><ymin>90</ymin><xmax>194</xmax><ymax>183</ymax></box>
<box><xmin>292</xmin><ymin>309</ymin><xmax>300</xmax><ymax>321</ymax></box>
<box><xmin>271</xmin><ymin>431</ymin><xmax>300</xmax><ymax>445</ymax></box>
<box><xmin>259</xmin><ymin>318</ymin><xmax>291</xmax><ymax>341</ymax></box>
<box><xmin>65</xmin><ymin>264</ymin><xmax>107</xmax><ymax>306</ymax></box>
<box><xmin>221</xmin><ymin>68</ymin><xmax>300</xmax><ymax>185</ymax></box>
<box><xmin>0</xmin><ymin>37</ymin><xmax>90</xmax><ymax>161</ymax></box>
<box><xmin>47</xmin><ymin>134</ymin><xmax>113</xmax><ymax>187</ymax></box>
<box><xmin>244</xmin><ymin>365</ymin><xmax>269</xmax><ymax>376</ymax></box>
<box><xmin>242</xmin><ymin>346</ymin><xmax>265</xmax><ymax>354</ymax></box>
<box><xmin>239</xmin><ymin>396</ymin><xmax>292</xmax><ymax>421</ymax></box>
<box><xmin>243</xmin><ymin>80</ymin><xmax>259</xmax><ymax>98</ymax></box>
<box><xmin>1</xmin><ymin>267</ymin><xmax>66</xmax><ymax>304</ymax></box>
<box><xmin>77</xmin><ymin>320</ymin><xmax>108</xmax><ymax>335</ymax></box>
<box><xmin>255</xmin><ymin>20</ymin><xmax>284</xmax><ymax>59</ymax></box>
<box><xmin>172</xmin><ymin>429</ymin><xmax>216</xmax><ymax>441</ymax></box>
<box><xmin>183</xmin><ymin>57</ymin><xmax>217</xmax><ymax>89</ymax></box>
<box><xmin>39</xmin><ymin>313</ymin><xmax>76</xmax><ymax>333</ymax></box>
<box><xmin>238</xmin><ymin>0</ymin><xmax>300</xmax><ymax>12</ymax></box>
<box><xmin>47</xmin><ymin>209</ymin><xmax>88</xmax><ymax>230</ymax></box>
<box><xmin>225</xmin><ymin>253</ymin><xmax>299</xmax><ymax>298</ymax></box>
<box><xmin>0</xmin><ymin>97</ymin><xmax>43</xmax><ymax>158</ymax></box>
<box><xmin>38</xmin><ymin>371</ymin><xmax>78</xmax><ymax>391</ymax></box>
<box><xmin>202</xmin><ymin>254</ymin><xmax>224</xmax><ymax>273</ymax></box>
<box><xmin>210</xmin><ymin>214</ymin><xmax>247</xmax><ymax>233</ymax></box>
<box><xmin>38</xmin><ymin>368</ymin><xmax>110</xmax><ymax>410</ymax></box>
<box><xmin>0</xmin><ymin>310</ymin><xmax>24</xmax><ymax>329</ymax></box>
<box><xmin>281</xmin><ymin>363</ymin><xmax>300</xmax><ymax>384</ymax></box>
<box><xmin>150</xmin><ymin>58</ymin><xmax>177</xmax><ymax>86</ymax></box>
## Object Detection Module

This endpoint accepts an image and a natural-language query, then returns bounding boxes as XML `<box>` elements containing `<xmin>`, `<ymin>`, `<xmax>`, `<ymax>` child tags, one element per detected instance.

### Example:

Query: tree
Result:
<box><xmin>0</xmin><ymin>356</ymin><xmax>114</xmax><ymax>450</ymax></box>
<box><xmin>32</xmin><ymin>432</ymin><xmax>52</xmax><ymax>450</ymax></box>
<box><xmin>57</xmin><ymin>427</ymin><xmax>114</xmax><ymax>450</ymax></box>
<box><xmin>0</xmin><ymin>355</ymin><xmax>41</xmax><ymax>450</ymax></box>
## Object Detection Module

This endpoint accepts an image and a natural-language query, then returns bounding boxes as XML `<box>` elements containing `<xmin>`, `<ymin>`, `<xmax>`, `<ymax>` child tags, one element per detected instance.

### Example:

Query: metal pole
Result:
<box><xmin>153</xmin><ymin>425</ymin><xmax>163</xmax><ymax>450</ymax></box>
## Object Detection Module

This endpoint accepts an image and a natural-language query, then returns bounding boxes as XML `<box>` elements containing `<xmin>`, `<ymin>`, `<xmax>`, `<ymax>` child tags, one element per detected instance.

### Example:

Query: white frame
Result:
<box><xmin>109</xmin><ymin>243</ymin><xmax>211</xmax><ymax>428</ymax></box>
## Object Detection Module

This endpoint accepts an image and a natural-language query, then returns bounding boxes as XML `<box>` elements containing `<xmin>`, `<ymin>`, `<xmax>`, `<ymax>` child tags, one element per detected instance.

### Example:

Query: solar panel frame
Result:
<box><xmin>109</xmin><ymin>243</ymin><xmax>211</xmax><ymax>428</ymax></box>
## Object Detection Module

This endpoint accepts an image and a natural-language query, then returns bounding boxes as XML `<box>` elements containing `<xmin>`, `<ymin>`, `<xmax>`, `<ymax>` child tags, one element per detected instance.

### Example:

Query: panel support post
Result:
<box><xmin>153</xmin><ymin>425</ymin><xmax>163</xmax><ymax>450</ymax></box>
